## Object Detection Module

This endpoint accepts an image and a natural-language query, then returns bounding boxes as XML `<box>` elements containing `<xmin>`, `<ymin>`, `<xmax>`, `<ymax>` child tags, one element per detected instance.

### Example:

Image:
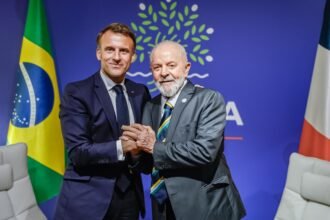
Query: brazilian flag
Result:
<box><xmin>7</xmin><ymin>0</ymin><xmax>65</xmax><ymax>203</ymax></box>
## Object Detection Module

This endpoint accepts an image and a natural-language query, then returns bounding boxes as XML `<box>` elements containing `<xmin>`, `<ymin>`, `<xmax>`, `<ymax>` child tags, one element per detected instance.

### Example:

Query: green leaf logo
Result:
<box><xmin>130</xmin><ymin>1</ymin><xmax>214</xmax><ymax>66</ymax></box>
<box><xmin>130</xmin><ymin>1</ymin><xmax>213</xmax><ymax>93</ymax></box>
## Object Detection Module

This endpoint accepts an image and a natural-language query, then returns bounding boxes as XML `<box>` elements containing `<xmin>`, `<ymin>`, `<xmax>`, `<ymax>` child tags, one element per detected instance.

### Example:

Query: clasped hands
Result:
<box><xmin>120</xmin><ymin>124</ymin><xmax>156</xmax><ymax>155</ymax></box>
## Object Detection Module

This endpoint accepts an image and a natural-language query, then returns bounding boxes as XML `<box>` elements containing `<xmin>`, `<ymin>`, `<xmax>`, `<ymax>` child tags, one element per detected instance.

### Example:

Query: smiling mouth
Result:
<box><xmin>160</xmin><ymin>80</ymin><xmax>174</xmax><ymax>84</ymax></box>
<box><xmin>110</xmin><ymin>64</ymin><xmax>122</xmax><ymax>68</ymax></box>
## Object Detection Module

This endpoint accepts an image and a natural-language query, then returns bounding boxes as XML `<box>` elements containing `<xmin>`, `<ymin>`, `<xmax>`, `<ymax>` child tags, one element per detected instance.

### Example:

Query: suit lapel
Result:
<box><xmin>151</xmin><ymin>96</ymin><xmax>162</xmax><ymax>132</ymax></box>
<box><xmin>125</xmin><ymin>79</ymin><xmax>138</xmax><ymax>123</ymax></box>
<box><xmin>166</xmin><ymin>81</ymin><xmax>196</xmax><ymax>141</ymax></box>
<box><xmin>93</xmin><ymin>73</ymin><xmax>119</xmax><ymax>137</ymax></box>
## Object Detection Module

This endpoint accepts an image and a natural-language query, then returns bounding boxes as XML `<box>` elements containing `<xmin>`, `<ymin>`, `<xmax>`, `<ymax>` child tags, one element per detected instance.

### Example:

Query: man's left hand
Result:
<box><xmin>122</xmin><ymin>124</ymin><xmax>156</xmax><ymax>154</ymax></box>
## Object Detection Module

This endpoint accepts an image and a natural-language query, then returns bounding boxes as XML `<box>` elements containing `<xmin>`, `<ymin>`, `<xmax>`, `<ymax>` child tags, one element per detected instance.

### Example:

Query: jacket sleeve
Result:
<box><xmin>60</xmin><ymin>83</ymin><xmax>119</xmax><ymax>167</ymax></box>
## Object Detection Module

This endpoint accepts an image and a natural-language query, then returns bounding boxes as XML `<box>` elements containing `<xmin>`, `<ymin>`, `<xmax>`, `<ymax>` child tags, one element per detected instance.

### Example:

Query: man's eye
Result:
<box><xmin>120</xmin><ymin>49</ymin><xmax>130</xmax><ymax>54</ymax></box>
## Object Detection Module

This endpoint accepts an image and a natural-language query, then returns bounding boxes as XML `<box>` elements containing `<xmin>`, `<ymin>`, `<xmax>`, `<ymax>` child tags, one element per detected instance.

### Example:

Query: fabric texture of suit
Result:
<box><xmin>54</xmin><ymin>72</ymin><xmax>152</xmax><ymax>220</ymax></box>
<box><xmin>142</xmin><ymin>81</ymin><xmax>246</xmax><ymax>220</ymax></box>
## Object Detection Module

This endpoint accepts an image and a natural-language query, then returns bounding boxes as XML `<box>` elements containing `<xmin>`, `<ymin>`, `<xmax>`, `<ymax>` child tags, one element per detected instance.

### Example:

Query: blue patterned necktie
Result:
<box><xmin>113</xmin><ymin>84</ymin><xmax>131</xmax><ymax>192</ymax></box>
<box><xmin>113</xmin><ymin>85</ymin><xmax>130</xmax><ymax>130</ymax></box>
<box><xmin>150</xmin><ymin>101</ymin><xmax>174</xmax><ymax>205</ymax></box>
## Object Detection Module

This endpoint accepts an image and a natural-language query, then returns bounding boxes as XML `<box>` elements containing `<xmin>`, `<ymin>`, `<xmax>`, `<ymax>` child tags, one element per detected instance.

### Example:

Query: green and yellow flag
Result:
<box><xmin>7</xmin><ymin>0</ymin><xmax>65</xmax><ymax>203</ymax></box>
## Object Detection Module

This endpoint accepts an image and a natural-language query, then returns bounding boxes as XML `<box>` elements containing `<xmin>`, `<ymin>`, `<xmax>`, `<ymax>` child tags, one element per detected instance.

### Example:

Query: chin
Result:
<box><xmin>108</xmin><ymin>70</ymin><xmax>125</xmax><ymax>77</ymax></box>
<box><xmin>157</xmin><ymin>83</ymin><xmax>179</xmax><ymax>97</ymax></box>
<box><xmin>155</xmin><ymin>77</ymin><xmax>185</xmax><ymax>97</ymax></box>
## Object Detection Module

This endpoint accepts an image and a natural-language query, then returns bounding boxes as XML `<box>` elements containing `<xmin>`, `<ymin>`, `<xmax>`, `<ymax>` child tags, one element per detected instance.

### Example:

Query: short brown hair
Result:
<box><xmin>96</xmin><ymin>23</ymin><xmax>136</xmax><ymax>50</ymax></box>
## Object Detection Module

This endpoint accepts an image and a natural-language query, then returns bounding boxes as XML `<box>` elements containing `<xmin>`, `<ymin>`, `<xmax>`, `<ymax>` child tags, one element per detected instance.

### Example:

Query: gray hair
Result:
<box><xmin>149</xmin><ymin>40</ymin><xmax>188</xmax><ymax>62</ymax></box>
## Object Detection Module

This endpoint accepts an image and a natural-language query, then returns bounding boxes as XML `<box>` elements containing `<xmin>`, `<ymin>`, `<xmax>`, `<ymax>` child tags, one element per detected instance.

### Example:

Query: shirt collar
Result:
<box><xmin>100</xmin><ymin>70</ymin><xmax>126</xmax><ymax>91</ymax></box>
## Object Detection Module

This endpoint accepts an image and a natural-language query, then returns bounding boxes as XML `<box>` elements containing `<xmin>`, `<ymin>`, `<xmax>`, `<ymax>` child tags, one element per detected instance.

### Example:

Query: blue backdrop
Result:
<box><xmin>0</xmin><ymin>0</ymin><xmax>326</xmax><ymax>219</ymax></box>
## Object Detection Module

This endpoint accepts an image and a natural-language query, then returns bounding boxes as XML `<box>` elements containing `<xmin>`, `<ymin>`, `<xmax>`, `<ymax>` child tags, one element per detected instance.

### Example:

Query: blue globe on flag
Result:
<box><xmin>11</xmin><ymin>62</ymin><xmax>54</xmax><ymax>128</ymax></box>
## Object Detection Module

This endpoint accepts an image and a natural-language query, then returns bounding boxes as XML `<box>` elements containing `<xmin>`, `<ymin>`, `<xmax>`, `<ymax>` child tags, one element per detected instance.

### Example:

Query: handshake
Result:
<box><xmin>120</xmin><ymin>124</ymin><xmax>156</xmax><ymax>155</ymax></box>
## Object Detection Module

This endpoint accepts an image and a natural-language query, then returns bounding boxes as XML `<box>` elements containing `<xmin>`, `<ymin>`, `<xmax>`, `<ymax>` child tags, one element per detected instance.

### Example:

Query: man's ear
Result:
<box><xmin>184</xmin><ymin>62</ymin><xmax>191</xmax><ymax>77</ymax></box>
<box><xmin>96</xmin><ymin>49</ymin><xmax>101</xmax><ymax>61</ymax></box>
<box><xmin>131</xmin><ymin>53</ymin><xmax>137</xmax><ymax>63</ymax></box>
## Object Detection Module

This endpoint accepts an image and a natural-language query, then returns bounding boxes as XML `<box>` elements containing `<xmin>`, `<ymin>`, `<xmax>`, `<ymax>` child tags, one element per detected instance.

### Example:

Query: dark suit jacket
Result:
<box><xmin>142</xmin><ymin>81</ymin><xmax>246</xmax><ymax>220</ymax></box>
<box><xmin>54</xmin><ymin>72</ymin><xmax>152</xmax><ymax>220</ymax></box>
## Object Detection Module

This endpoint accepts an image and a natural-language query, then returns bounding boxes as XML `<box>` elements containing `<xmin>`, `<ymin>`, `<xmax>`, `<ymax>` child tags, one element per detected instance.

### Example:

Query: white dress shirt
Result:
<box><xmin>100</xmin><ymin>71</ymin><xmax>135</xmax><ymax>160</ymax></box>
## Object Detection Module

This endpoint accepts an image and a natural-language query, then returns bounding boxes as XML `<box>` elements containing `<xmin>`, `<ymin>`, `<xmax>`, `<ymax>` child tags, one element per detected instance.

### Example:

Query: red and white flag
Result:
<box><xmin>299</xmin><ymin>1</ymin><xmax>330</xmax><ymax>161</ymax></box>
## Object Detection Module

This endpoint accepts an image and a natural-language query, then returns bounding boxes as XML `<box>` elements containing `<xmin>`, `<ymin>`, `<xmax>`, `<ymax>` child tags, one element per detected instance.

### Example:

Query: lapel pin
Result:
<box><xmin>182</xmin><ymin>98</ymin><xmax>187</xmax><ymax>103</ymax></box>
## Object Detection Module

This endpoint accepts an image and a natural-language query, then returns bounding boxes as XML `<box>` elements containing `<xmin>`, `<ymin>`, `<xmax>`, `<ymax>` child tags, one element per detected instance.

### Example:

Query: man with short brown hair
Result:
<box><xmin>54</xmin><ymin>23</ymin><xmax>152</xmax><ymax>220</ymax></box>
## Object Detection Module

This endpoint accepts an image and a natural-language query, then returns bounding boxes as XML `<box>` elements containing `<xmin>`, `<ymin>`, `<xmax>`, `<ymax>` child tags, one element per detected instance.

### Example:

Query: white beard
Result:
<box><xmin>155</xmin><ymin>76</ymin><xmax>185</xmax><ymax>98</ymax></box>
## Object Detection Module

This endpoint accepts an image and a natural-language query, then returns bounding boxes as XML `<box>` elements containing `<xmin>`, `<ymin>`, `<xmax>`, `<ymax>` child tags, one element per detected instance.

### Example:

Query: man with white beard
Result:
<box><xmin>121</xmin><ymin>40</ymin><xmax>246</xmax><ymax>220</ymax></box>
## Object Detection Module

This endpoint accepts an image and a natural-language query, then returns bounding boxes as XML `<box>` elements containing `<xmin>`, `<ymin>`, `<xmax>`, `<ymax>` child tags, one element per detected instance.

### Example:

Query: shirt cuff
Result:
<box><xmin>116</xmin><ymin>140</ymin><xmax>125</xmax><ymax>161</ymax></box>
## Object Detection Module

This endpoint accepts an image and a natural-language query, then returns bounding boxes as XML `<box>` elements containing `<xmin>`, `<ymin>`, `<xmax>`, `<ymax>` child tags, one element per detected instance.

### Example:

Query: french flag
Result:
<box><xmin>299</xmin><ymin>0</ymin><xmax>330</xmax><ymax>161</ymax></box>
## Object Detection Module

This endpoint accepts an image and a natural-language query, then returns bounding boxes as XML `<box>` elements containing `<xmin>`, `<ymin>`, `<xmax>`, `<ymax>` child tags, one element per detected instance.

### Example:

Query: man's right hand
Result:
<box><xmin>120</xmin><ymin>136</ymin><xmax>139</xmax><ymax>155</ymax></box>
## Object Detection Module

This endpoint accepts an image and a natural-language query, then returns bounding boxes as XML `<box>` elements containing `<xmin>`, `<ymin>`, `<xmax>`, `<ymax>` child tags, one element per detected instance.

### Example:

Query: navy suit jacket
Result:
<box><xmin>54</xmin><ymin>72</ymin><xmax>152</xmax><ymax>220</ymax></box>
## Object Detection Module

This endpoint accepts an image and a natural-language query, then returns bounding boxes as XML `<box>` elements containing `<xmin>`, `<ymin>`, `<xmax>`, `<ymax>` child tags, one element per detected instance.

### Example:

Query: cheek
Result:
<box><xmin>181</xmin><ymin>67</ymin><xmax>189</xmax><ymax>78</ymax></box>
<box><xmin>100</xmin><ymin>53</ymin><xmax>111</xmax><ymax>61</ymax></box>
<box><xmin>153</xmin><ymin>73</ymin><xmax>161</xmax><ymax>82</ymax></box>
<box><xmin>123</xmin><ymin>56</ymin><xmax>133</xmax><ymax>65</ymax></box>
<box><xmin>172</xmin><ymin>70</ymin><xmax>183</xmax><ymax>79</ymax></box>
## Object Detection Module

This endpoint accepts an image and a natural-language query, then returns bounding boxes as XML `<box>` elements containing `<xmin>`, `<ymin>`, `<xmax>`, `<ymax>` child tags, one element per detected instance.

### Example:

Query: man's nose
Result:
<box><xmin>160</xmin><ymin>67</ymin><xmax>169</xmax><ymax>77</ymax></box>
<box><xmin>112</xmin><ymin>51</ymin><xmax>120</xmax><ymax>61</ymax></box>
